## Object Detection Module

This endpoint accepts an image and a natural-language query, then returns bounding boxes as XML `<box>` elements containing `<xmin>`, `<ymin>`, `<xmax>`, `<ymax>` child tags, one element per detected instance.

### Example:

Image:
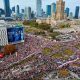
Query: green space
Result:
<box><xmin>51</xmin><ymin>53</ymin><xmax>63</xmax><ymax>59</ymax></box>
<box><xmin>42</xmin><ymin>48</ymin><xmax>52</xmax><ymax>56</ymax></box>
<box><xmin>59</xmin><ymin>23</ymin><xmax>71</xmax><ymax>28</ymax></box>
<box><xmin>23</xmin><ymin>20</ymin><xmax>60</xmax><ymax>39</ymax></box>
<box><xmin>63</xmin><ymin>49</ymin><xmax>74</xmax><ymax>56</ymax></box>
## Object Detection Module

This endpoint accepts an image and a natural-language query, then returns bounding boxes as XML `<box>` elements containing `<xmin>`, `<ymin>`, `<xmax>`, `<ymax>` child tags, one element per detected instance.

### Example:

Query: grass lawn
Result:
<box><xmin>42</xmin><ymin>48</ymin><xmax>52</xmax><ymax>56</ymax></box>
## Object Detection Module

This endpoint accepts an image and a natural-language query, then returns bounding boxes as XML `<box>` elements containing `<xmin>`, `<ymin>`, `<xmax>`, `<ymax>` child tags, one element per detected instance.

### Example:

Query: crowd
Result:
<box><xmin>0</xmin><ymin>34</ymin><xmax>80</xmax><ymax>80</ymax></box>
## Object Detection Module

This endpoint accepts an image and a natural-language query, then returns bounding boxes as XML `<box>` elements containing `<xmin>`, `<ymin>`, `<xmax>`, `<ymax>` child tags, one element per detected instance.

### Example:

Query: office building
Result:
<box><xmin>12</xmin><ymin>6</ymin><xmax>15</xmax><ymax>13</ymax></box>
<box><xmin>65</xmin><ymin>7</ymin><xmax>69</xmax><ymax>17</ymax></box>
<box><xmin>16</xmin><ymin>5</ymin><xmax>20</xmax><ymax>15</ymax></box>
<box><xmin>0</xmin><ymin>8</ymin><xmax>5</xmax><ymax>16</ymax></box>
<box><xmin>56</xmin><ymin>0</ymin><xmax>65</xmax><ymax>20</ymax></box>
<box><xmin>0</xmin><ymin>20</ymin><xmax>24</xmax><ymax>46</ymax></box>
<box><xmin>46</xmin><ymin>5</ymin><xmax>51</xmax><ymax>17</ymax></box>
<box><xmin>51</xmin><ymin>3</ymin><xmax>56</xmax><ymax>15</ymax></box>
<box><xmin>36</xmin><ymin>0</ymin><xmax>42</xmax><ymax>18</ymax></box>
<box><xmin>27</xmin><ymin>7</ymin><xmax>31</xmax><ymax>20</ymax></box>
<box><xmin>24</xmin><ymin>7</ymin><xmax>31</xmax><ymax>20</ymax></box>
<box><xmin>69</xmin><ymin>12</ymin><xmax>73</xmax><ymax>19</ymax></box>
<box><xmin>21</xmin><ymin>9</ymin><xmax>24</xmax><ymax>13</ymax></box>
<box><xmin>4</xmin><ymin>0</ymin><xmax>11</xmax><ymax>17</ymax></box>
<box><xmin>74</xmin><ymin>6</ymin><xmax>79</xmax><ymax>19</ymax></box>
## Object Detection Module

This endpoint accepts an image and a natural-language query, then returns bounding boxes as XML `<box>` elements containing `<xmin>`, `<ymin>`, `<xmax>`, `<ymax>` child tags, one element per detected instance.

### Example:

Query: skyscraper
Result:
<box><xmin>69</xmin><ymin>12</ymin><xmax>73</xmax><ymax>19</ymax></box>
<box><xmin>46</xmin><ymin>5</ymin><xmax>51</xmax><ymax>17</ymax></box>
<box><xmin>4</xmin><ymin>0</ymin><xmax>11</xmax><ymax>17</ymax></box>
<box><xmin>36</xmin><ymin>0</ymin><xmax>42</xmax><ymax>18</ymax></box>
<box><xmin>56</xmin><ymin>0</ymin><xmax>65</xmax><ymax>20</ymax></box>
<box><xmin>16</xmin><ymin>5</ymin><xmax>20</xmax><ymax>14</ymax></box>
<box><xmin>21</xmin><ymin>9</ymin><xmax>24</xmax><ymax>13</ymax></box>
<box><xmin>27</xmin><ymin>7</ymin><xmax>31</xmax><ymax>20</ymax></box>
<box><xmin>12</xmin><ymin>6</ymin><xmax>15</xmax><ymax>13</ymax></box>
<box><xmin>74</xmin><ymin>6</ymin><xmax>79</xmax><ymax>19</ymax></box>
<box><xmin>24</xmin><ymin>7</ymin><xmax>31</xmax><ymax>20</ymax></box>
<box><xmin>51</xmin><ymin>3</ymin><xmax>56</xmax><ymax>15</ymax></box>
<box><xmin>65</xmin><ymin>7</ymin><xmax>69</xmax><ymax>17</ymax></box>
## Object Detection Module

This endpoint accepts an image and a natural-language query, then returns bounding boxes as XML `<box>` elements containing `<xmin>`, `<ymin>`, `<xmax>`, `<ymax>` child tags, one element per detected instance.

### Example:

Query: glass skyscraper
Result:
<box><xmin>51</xmin><ymin>3</ymin><xmax>56</xmax><ymax>15</ymax></box>
<box><xmin>46</xmin><ymin>5</ymin><xmax>51</xmax><ymax>17</ymax></box>
<box><xmin>12</xmin><ymin>6</ymin><xmax>15</xmax><ymax>13</ymax></box>
<box><xmin>74</xmin><ymin>6</ymin><xmax>79</xmax><ymax>19</ymax></box>
<box><xmin>65</xmin><ymin>7</ymin><xmax>69</xmax><ymax>17</ymax></box>
<box><xmin>16</xmin><ymin>5</ymin><xmax>20</xmax><ymax>14</ymax></box>
<box><xmin>4</xmin><ymin>0</ymin><xmax>11</xmax><ymax>17</ymax></box>
<box><xmin>36</xmin><ymin>0</ymin><xmax>42</xmax><ymax>18</ymax></box>
<box><xmin>27</xmin><ymin>7</ymin><xmax>31</xmax><ymax>20</ymax></box>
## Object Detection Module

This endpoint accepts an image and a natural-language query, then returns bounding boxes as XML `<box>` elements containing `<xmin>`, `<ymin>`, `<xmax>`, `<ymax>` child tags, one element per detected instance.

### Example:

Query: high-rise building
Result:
<box><xmin>74</xmin><ymin>6</ymin><xmax>79</xmax><ymax>19</ymax></box>
<box><xmin>56</xmin><ymin>0</ymin><xmax>65</xmax><ymax>20</ymax></box>
<box><xmin>21</xmin><ymin>9</ymin><xmax>24</xmax><ymax>13</ymax></box>
<box><xmin>24</xmin><ymin>7</ymin><xmax>31</xmax><ymax>20</ymax></box>
<box><xmin>31</xmin><ymin>11</ymin><xmax>35</xmax><ymax>19</ymax></box>
<box><xmin>4</xmin><ymin>0</ymin><xmax>11</xmax><ymax>17</ymax></box>
<box><xmin>27</xmin><ymin>7</ymin><xmax>31</xmax><ymax>20</ymax></box>
<box><xmin>65</xmin><ymin>7</ymin><xmax>69</xmax><ymax>17</ymax></box>
<box><xmin>0</xmin><ymin>8</ymin><xmax>5</xmax><ymax>16</ymax></box>
<box><xmin>69</xmin><ymin>12</ymin><xmax>73</xmax><ymax>19</ymax></box>
<box><xmin>12</xmin><ymin>6</ymin><xmax>15</xmax><ymax>13</ymax></box>
<box><xmin>16</xmin><ymin>5</ymin><xmax>20</xmax><ymax>14</ymax></box>
<box><xmin>36</xmin><ymin>0</ymin><xmax>42</xmax><ymax>18</ymax></box>
<box><xmin>51</xmin><ymin>3</ymin><xmax>56</xmax><ymax>15</ymax></box>
<box><xmin>46</xmin><ymin>5</ymin><xmax>51</xmax><ymax>17</ymax></box>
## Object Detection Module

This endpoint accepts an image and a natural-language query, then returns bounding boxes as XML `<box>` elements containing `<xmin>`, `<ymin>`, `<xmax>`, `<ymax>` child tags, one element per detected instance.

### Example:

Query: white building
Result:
<box><xmin>0</xmin><ymin>20</ymin><xmax>8</xmax><ymax>46</ymax></box>
<box><xmin>0</xmin><ymin>20</ymin><xmax>24</xmax><ymax>46</ymax></box>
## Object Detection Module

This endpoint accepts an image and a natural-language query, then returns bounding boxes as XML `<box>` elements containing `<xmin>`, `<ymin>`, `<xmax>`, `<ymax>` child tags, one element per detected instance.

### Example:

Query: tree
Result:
<box><xmin>49</xmin><ymin>32</ymin><xmax>60</xmax><ymax>39</ymax></box>
<box><xmin>4</xmin><ymin>45</ymin><xmax>16</xmax><ymax>55</ymax></box>
<box><xmin>23</xmin><ymin>20</ymin><xmax>30</xmax><ymax>25</ymax></box>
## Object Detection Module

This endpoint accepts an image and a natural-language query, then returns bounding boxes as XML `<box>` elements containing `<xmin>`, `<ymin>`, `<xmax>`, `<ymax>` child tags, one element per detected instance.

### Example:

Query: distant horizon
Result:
<box><xmin>0</xmin><ymin>0</ymin><xmax>80</xmax><ymax>16</ymax></box>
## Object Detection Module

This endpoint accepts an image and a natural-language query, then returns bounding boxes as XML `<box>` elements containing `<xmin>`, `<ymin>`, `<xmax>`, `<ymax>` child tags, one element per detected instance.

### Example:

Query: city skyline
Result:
<box><xmin>0</xmin><ymin>0</ymin><xmax>80</xmax><ymax>15</ymax></box>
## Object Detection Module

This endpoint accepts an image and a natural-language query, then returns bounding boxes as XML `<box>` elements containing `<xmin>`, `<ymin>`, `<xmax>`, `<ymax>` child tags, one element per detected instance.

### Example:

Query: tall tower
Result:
<box><xmin>74</xmin><ymin>6</ymin><xmax>79</xmax><ymax>19</ymax></box>
<box><xmin>36</xmin><ymin>0</ymin><xmax>42</xmax><ymax>18</ymax></box>
<box><xmin>4</xmin><ymin>0</ymin><xmax>11</xmax><ymax>17</ymax></box>
<box><xmin>16</xmin><ymin>5</ymin><xmax>20</xmax><ymax>15</ymax></box>
<box><xmin>65</xmin><ymin>7</ymin><xmax>69</xmax><ymax>17</ymax></box>
<box><xmin>51</xmin><ymin>3</ymin><xmax>56</xmax><ymax>15</ymax></box>
<box><xmin>27</xmin><ymin>7</ymin><xmax>31</xmax><ymax>20</ymax></box>
<box><xmin>46</xmin><ymin>5</ymin><xmax>51</xmax><ymax>17</ymax></box>
<box><xmin>56</xmin><ymin>0</ymin><xmax>65</xmax><ymax>20</ymax></box>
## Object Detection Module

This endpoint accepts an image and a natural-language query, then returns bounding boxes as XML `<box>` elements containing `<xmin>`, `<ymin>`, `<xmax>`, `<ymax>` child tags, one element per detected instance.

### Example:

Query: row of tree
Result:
<box><xmin>23</xmin><ymin>20</ymin><xmax>52</xmax><ymax>31</ymax></box>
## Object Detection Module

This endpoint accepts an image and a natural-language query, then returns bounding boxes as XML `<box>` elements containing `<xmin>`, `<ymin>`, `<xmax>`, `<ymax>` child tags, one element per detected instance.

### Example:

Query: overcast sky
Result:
<box><xmin>0</xmin><ymin>0</ymin><xmax>80</xmax><ymax>16</ymax></box>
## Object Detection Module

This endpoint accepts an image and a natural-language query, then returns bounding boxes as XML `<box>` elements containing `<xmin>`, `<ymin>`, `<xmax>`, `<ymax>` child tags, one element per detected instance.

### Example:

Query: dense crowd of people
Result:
<box><xmin>0</xmin><ymin>34</ymin><xmax>80</xmax><ymax>80</ymax></box>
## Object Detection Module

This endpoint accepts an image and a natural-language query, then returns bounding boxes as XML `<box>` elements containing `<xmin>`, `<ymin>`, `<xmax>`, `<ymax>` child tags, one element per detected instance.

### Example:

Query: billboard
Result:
<box><xmin>7</xmin><ymin>27</ymin><xmax>24</xmax><ymax>44</ymax></box>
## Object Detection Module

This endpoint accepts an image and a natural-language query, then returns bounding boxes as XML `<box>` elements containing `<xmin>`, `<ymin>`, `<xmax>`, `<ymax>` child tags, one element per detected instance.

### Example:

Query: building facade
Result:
<box><xmin>56</xmin><ymin>0</ymin><xmax>65</xmax><ymax>20</ymax></box>
<box><xmin>74</xmin><ymin>6</ymin><xmax>79</xmax><ymax>19</ymax></box>
<box><xmin>0</xmin><ymin>21</ymin><xmax>24</xmax><ymax>46</ymax></box>
<box><xmin>0</xmin><ymin>27</ymin><xmax>8</xmax><ymax>46</ymax></box>
<box><xmin>36</xmin><ymin>0</ymin><xmax>42</xmax><ymax>18</ymax></box>
<box><xmin>4</xmin><ymin>0</ymin><xmax>11</xmax><ymax>17</ymax></box>
<box><xmin>51</xmin><ymin>3</ymin><xmax>56</xmax><ymax>15</ymax></box>
<box><xmin>69</xmin><ymin>12</ymin><xmax>73</xmax><ymax>19</ymax></box>
<box><xmin>46</xmin><ymin>5</ymin><xmax>51</xmax><ymax>17</ymax></box>
<box><xmin>16</xmin><ymin>5</ymin><xmax>20</xmax><ymax>15</ymax></box>
<box><xmin>27</xmin><ymin>7</ymin><xmax>31</xmax><ymax>20</ymax></box>
<box><xmin>65</xmin><ymin>7</ymin><xmax>69</xmax><ymax>17</ymax></box>
<box><xmin>12</xmin><ymin>6</ymin><xmax>15</xmax><ymax>13</ymax></box>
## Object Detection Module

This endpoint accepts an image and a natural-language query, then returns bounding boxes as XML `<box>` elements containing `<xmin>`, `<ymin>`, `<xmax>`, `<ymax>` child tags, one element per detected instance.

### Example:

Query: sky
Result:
<box><xmin>0</xmin><ymin>0</ymin><xmax>80</xmax><ymax>15</ymax></box>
